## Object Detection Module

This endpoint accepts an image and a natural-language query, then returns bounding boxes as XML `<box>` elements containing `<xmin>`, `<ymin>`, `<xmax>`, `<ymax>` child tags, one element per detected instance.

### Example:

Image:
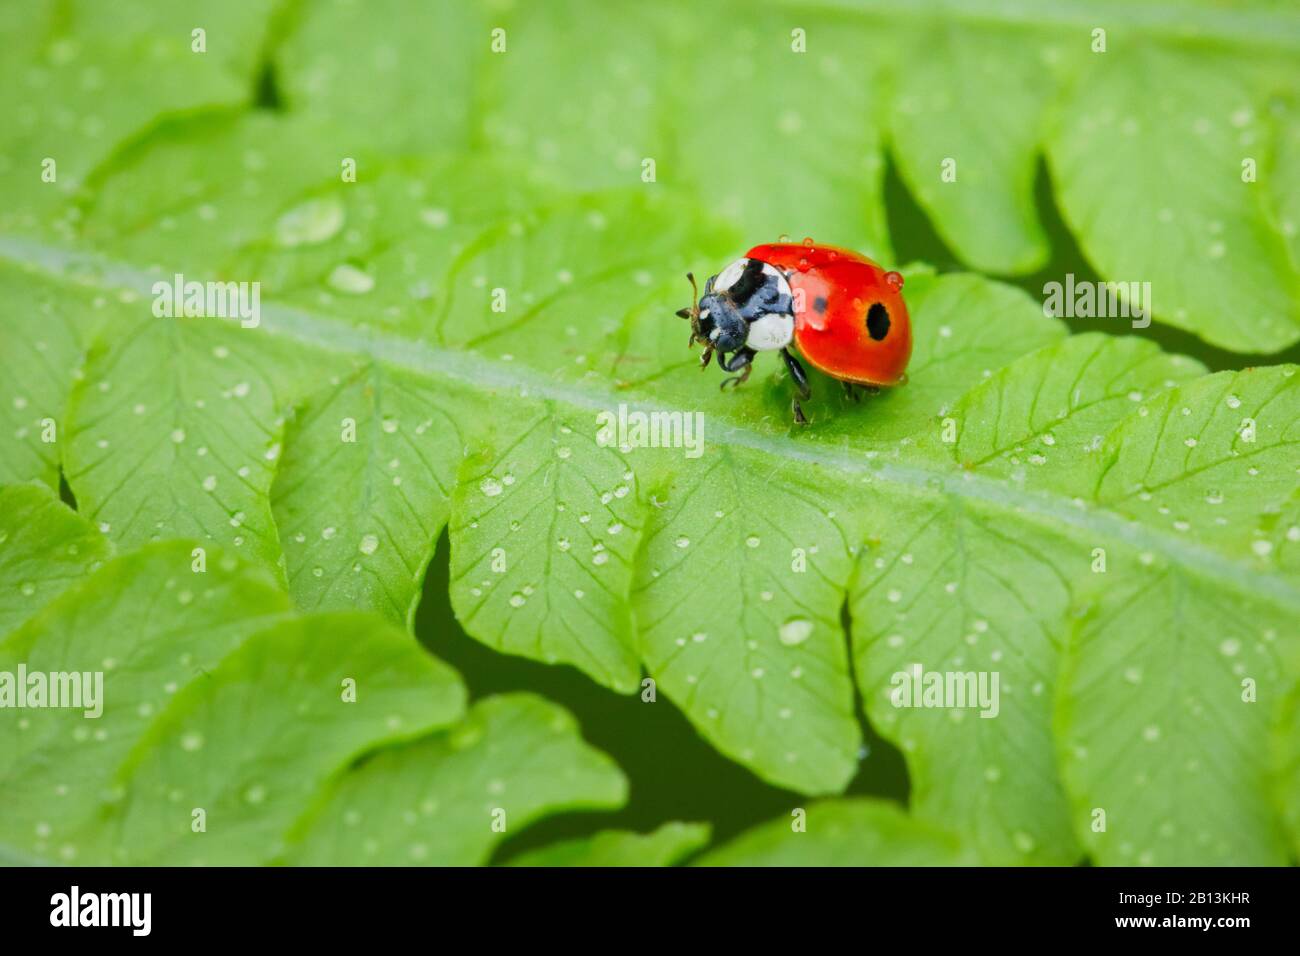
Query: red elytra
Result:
<box><xmin>745</xmin><ymin>242</ymin><xmax>912</xmax><ymax>387</ymax></box>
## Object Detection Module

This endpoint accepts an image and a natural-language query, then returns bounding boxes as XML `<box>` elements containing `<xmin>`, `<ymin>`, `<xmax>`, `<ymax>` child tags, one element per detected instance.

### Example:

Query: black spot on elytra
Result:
<box><xmin>728</xmin><ymin>258</ymin><xmax>766</xmax><ymax>304</ymax></box>
<box><xmin>813</xmin><ymin>295</ymin><xmax>827</xmax><ymax>313</ymax></box>
<box><xmin>866</xmin><ymin>302</ymin><xmax>890</xmax><ymax>340</ymax></box>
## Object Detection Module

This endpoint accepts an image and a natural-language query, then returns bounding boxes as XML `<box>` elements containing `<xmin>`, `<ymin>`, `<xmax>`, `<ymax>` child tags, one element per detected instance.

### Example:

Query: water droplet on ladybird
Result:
<box><xmin>777</xmin><ymin>233</ymin><xmax>790</xmax><ymax>243</ymax></box>
<box><xmin>801</xmin><ymin>236</ymin><xmax>815</xmax><ymax>246</ymax></box>
<box><xmin>885</xmin><ymin>271</ymin><xmax>904</xmax><ymax>290</ymax></box>
<box><xmin>797</xmin><ymin>258</ymin><xmax>810</xmax><ymax>272</ymax></box>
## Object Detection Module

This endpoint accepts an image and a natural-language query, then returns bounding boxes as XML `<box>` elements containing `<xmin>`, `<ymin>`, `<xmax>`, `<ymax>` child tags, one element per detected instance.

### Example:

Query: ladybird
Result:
<box><xmin>676</xmin><ymin>241</ymin><xmax>911</xmax><ymax>423</ymax></box>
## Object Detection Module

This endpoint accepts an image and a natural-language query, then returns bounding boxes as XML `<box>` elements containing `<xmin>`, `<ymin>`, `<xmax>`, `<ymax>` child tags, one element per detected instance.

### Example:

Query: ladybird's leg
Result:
<box><xmin>719</xmin><ymin>348</ymin><xmax>754</xmax><ymax>390</ymax></box>
<box><xmin>780</xmin><ymin>348</ymin><xmax>811</xmax><ymax>399</ymax></box>
<box><xmin>780</xmin><ymin>349</ymin><xmax>811</xmax><ymax>425</ymax></box>
<box><xmin>841</xmin><ymin>381</ymin><xmax>861</xmax><ymax>402</ymax></box>
<box><xmin>791</xmin><ymin>396</ymin><xmax>808</xmax><ymax>425</ymax></box>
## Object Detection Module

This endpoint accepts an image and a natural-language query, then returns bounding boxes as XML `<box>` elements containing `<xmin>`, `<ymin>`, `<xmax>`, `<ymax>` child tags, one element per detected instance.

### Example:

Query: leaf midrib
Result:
<box><xmin>2</xmin><ymin>234</ymin><xmax>1296</xmax><ymax>615</ymax></box>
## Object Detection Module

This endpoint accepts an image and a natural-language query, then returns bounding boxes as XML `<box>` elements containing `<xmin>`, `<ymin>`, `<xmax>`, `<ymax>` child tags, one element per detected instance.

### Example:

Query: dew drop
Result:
<box><xmin>359</xmin><ymin>534</ymin><xmax>379</xmax><ymax>555</ymax></box>
<box><xmin>274</xmin><ymin>196</ymin><xmax>345</xmax><ymax>247</ymax></box>
<box><xmin>779</xmin><ymin>617</ymin><xmax>813</xmax><ymax>646</ymax></box>
<box><xmin>480</xmin><ymin>477</ymin><xmax>503</xmax><ymax>497</ymax></box>
<box><xmin>327</xmin><ymin>263</ymin><xmax>375</xmax><ymax>295</ymax></box>
<box><xmin>419</xmin><ymin>207</ymin><xmax>450</xmax><ymax>229</ymax></box>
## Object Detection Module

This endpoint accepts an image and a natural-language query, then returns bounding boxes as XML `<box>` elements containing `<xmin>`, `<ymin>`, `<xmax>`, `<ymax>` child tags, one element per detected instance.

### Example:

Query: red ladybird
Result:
<box><xmin>676</xmin><ymin>241</ymin><xmax>911</xmax><ymax>423</ymax></box>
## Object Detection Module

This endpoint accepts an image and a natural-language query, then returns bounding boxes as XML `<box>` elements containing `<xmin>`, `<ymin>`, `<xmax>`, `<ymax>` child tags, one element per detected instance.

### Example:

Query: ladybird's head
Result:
<box><xmin>675</xmin><ymin>272</ymin><xmax>748</xmax><ymax>356</ymax></box>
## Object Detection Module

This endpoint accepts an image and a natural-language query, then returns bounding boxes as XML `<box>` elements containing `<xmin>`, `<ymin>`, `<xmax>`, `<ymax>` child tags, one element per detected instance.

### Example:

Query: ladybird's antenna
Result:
<box><xmin>684</xmin><ymin>272</ymin><xmax>703</xmax><ymax>341</ymax></box>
